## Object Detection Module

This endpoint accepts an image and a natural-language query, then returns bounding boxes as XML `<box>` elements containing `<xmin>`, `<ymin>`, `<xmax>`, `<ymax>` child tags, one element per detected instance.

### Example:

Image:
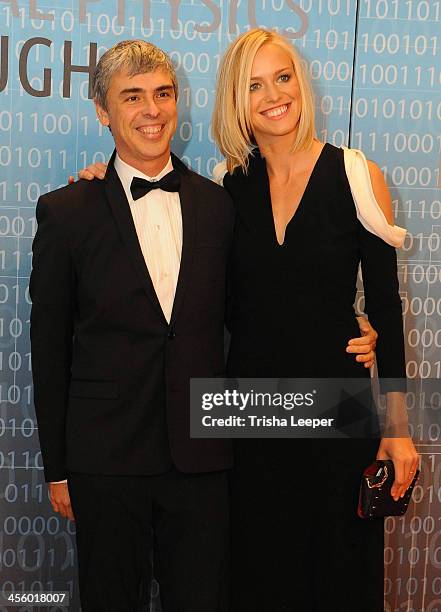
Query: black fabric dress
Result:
<box><xmin>222</xmin><ymin>143</ymin><xmax>406</xmax><ymax>612</ymax></box>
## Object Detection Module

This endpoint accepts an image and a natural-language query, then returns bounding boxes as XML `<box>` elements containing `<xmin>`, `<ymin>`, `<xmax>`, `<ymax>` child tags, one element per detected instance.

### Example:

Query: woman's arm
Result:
<box><xmin>358</xmin><ymin>163</ymin><xmax>419</xmax><ymax>500</ymax></box>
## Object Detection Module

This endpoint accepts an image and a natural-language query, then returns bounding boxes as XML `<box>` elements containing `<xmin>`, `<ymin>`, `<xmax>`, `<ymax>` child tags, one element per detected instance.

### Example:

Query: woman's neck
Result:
<box><xmin>258</xmin><ymin>138</ymin><xmax>319</xmax><ymax>181</ymax></box>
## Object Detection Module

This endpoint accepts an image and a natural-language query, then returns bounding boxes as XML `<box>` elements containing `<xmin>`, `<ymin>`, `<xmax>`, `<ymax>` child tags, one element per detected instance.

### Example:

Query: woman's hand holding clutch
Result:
<box><xmin>377</xmin><ymin>427</ymin><xmax>419</xmax><ymax>501</ymax></box>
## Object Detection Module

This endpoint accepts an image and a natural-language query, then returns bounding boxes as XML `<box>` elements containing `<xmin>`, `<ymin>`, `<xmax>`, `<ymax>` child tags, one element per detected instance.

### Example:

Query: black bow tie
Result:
<box><xmin>130</xmin><ymin>170</ymin><xmax>181</xmax><ymax>200</ymax></box>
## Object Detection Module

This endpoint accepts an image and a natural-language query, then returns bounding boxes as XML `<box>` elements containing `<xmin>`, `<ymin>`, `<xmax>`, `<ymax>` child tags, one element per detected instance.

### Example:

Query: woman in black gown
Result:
<box><xmin>212</xmin><ymin>29</ymin><xmax>419</xmax><ymax>612</ymax></box>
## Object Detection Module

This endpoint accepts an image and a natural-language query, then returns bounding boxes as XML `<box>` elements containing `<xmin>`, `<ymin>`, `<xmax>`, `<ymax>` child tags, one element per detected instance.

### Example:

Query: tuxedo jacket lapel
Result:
<box><xmin>104</xmin><ymin>151</ymin><xmax>168</xmax><ymax>324</ymax></box>
<box><xmin>170</xmin><ymin>153</ymin><xmax>196</xmax><ymax>325</ymax></box>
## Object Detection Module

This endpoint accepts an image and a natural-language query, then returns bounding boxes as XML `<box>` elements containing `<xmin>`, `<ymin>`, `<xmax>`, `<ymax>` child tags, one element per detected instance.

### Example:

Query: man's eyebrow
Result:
<box><xmin>119</xmin><ymin>87</ymin><xmax>144</xmax><ymax>96</ymax></box>
<box><xmin>118</xmin><ymin>84</ymin><xmax>174</xmax><ymax>97</ymax></box>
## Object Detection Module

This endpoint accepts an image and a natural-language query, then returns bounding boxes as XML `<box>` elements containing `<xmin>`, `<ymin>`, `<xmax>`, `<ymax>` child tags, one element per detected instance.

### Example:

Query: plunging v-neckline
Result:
<box><xmin>266</xmin><ymin>143</ymin><xmax>327</xmax><ymax>247</ymax></box>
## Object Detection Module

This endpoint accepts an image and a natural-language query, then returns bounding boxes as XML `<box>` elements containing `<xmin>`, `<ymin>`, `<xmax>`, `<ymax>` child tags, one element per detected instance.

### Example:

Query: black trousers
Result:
<box><xmin>68</xmin><ymin>468</ymin><xmax>229</xmax><ymax>612</ymax></box>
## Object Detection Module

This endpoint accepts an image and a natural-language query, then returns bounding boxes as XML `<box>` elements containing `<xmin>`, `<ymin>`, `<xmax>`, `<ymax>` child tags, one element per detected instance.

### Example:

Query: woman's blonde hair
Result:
<box><xmin>212</xmin><ymin>29</ymin><xmax>315</xmax><ymax>174</ymax></box>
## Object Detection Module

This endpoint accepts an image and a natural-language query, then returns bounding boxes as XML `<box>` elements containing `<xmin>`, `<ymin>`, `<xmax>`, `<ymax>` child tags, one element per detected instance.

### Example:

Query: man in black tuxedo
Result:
<box><xmin>30</xmin><ymin>40</ymin><xmax>233</xmax><ymax>612</ymax></box>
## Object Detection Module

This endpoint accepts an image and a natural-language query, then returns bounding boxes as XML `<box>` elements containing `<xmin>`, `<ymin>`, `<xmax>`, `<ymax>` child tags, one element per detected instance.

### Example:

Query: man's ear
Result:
<box><xmin>95</xmin><ymin>101</ymin><xmax>110</xmax><ymax>127</ymax></box>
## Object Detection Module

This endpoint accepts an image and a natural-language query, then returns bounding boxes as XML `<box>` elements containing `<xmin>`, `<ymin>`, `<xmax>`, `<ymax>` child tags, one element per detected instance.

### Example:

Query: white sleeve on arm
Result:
<box><xmin>51</xmin><ymin>480</ymin><xmax>68</xmax><ymax>483</ymax></box>
<box><xmin>212</xmin><ymin>160</ymin><xmax>228</xmax><ymax>186</ymax></box>
<box><xmin>342</xmin><ymin>146</ymin><xmax>406</xmax><ymax>248</ymax></box>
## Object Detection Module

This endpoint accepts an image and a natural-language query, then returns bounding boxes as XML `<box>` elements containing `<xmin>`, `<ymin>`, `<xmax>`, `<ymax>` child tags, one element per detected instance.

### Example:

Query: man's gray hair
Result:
<box><xmin>92</xmin><ymin>40</ymin><xmax>178</xmax><ymax>109</ymax></box>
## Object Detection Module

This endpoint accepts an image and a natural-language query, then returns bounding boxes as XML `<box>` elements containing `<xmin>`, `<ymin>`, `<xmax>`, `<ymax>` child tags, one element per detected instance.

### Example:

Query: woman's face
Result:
<box><xmin>248</xmin><ymin>43</ymin><xmax>301</xmax><ymax>147</ymax></box>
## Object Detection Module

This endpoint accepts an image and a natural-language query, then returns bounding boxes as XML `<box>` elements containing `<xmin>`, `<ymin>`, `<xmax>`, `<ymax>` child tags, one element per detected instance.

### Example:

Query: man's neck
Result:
<box><xmin>117</xmin><ymin>152</ymin><xmax>172</xmax><ymax>178</ymax></box>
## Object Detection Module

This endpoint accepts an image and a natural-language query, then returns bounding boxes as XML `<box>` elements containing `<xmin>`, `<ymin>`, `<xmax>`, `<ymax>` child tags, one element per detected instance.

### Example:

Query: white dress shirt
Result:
<box><xmin>51</xmin><ymin>155</ymin><xmax>182</xmax><ymax>485</ymax></box>
<box><xmin>115</xmin><ymin>154</ymin><xmax>183</xmax><ymax>323</ymax></box>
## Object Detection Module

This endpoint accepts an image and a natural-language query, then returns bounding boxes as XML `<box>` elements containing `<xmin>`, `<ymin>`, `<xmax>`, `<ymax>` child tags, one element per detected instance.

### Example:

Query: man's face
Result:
<box><xmin>95</xmin><ymin>68</ymin><xmax>178</xmax><ymax>174</ymax></box>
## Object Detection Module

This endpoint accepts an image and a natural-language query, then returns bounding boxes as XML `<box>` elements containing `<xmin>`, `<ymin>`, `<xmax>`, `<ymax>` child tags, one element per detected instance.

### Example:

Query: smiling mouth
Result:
<box><xmin>261</xmin><ymin>104</ymin><xmax>290</xmax><ymax>119</ymax></box>
<box><xmin>136</xmin><ymin>125</ymin><xmax>164</xmax><ymax>137</ymax></box>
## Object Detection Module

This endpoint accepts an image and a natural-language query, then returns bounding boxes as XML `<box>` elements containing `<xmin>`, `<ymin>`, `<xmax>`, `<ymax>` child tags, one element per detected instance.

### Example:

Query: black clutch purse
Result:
<box><xmin>358</xmin><ymin>459</ymin><xmax>419</xmax><ymax>519</ymax></box>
